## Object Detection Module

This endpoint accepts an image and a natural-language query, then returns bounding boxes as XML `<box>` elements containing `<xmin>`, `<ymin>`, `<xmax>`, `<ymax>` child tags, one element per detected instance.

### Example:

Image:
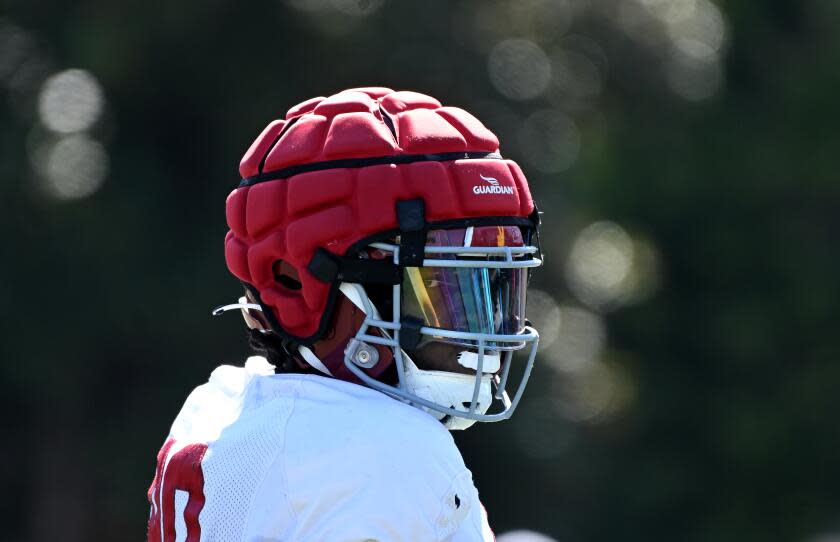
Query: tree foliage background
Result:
<box><xmin>1</xmin><ymin>0</ymin><xmax>838</xmax><ymax>540</ymax></box>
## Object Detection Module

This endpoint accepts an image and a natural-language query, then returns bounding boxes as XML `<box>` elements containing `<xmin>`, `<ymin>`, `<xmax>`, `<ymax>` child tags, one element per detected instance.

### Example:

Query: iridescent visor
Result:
<box><xmin>401</xmin><ymin>226</ymin><xmax>531</xmax><ymax>350</ymax></box>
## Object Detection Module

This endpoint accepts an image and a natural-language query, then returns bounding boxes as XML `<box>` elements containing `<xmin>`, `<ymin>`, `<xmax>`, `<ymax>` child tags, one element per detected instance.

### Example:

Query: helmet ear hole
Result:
<box><xmin>273</xmin><ymin>260</ymin><xmax>302</xmax><ymax>291</ymax></box>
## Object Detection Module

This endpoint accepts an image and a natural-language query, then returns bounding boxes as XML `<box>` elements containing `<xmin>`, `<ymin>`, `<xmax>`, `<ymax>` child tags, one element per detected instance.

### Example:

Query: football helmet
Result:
<box><xmin>220</xmin><ymin>87</ymin><xmax>541</xmax><ymax>429</ymax></box>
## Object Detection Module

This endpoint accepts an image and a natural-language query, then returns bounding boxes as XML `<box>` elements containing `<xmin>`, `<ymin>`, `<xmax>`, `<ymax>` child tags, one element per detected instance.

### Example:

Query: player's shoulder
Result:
<box><xmin>167</xmin><ymin>356</ymin><xmax>292</xmax><ymax>442</ymax></box>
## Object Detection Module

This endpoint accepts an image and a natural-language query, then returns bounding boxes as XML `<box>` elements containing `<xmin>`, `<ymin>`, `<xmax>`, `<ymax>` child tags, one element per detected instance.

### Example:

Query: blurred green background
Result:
<box><xmin>2</xmin><ymin>0</ymin><xmax>839</xmax><ymax>540</ymax></box>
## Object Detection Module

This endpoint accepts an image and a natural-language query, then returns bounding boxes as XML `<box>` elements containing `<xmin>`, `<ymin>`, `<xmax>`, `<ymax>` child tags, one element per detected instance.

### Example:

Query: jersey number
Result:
<box><xmin>147</xmin><ymin>439</ymin><xmax>208</xmax><ymax>542</ymax></box>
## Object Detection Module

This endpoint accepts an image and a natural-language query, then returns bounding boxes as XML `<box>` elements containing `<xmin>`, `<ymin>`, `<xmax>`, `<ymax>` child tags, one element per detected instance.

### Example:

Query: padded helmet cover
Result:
<box><xmin>225</xmin><ymin>87</ymin><xmax>535</xmax><ymax>342</ymax></box>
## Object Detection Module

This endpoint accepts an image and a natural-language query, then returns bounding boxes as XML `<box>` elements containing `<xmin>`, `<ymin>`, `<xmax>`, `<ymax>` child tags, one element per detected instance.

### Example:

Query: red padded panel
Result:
<box><xmin>261</xmin><ymin>286</ymin><xmax>310</xmax><ymax>329</ymax></box>
<box><xmin>285</xmin><ymin>204</ymin><xmax>355</xmax><ymax>260</ymax></box>
<box><xmin>225</xmin><ymin>188</ymin><xmax>248</xmax><ymax>238</ymax></box>
<box><xmin>342</xmin><ymin>87</ymin><xmax>394</xmax><ymax>98</ymax></box>
<box><xmin>224</xmin><ymin>232</ymin><xmax>251</xmax><ymax>282</ymax></box>
<box><xmin>397</xmin><ymin>108</ymin><xmax>467</xmax><ymax>154</ymax></box>
<box><xmin>506</xmin><ymin>160</ymin><xmax>535</xmax><ymax>216</ymax></box>
<box><xmin>287</xmin><ymin>169</ymin><xmax>354</xmax><ymax>217</ymax></box>
<box><xmin>247</xmin><ymin>231</ymin><xmax>286</xmax><ymax>286</ymax></box>
<box><xmin>239</xmin><ymin>120</ymin><xmax>287</xmax><ymax>178</ymax></box>
<box><xmin>323</xmin><ymin>112</ymin><xmax>398</xmax><ymax>158</ymax></box>
<box><xmin>313</xmin><ymin>91</ymin><xmax>377</xmax><ymax>116</ymax></box>
<box><xmin>246</xmin><ymin>180</ymin><xmax>287</xmax><ymax>238</ymax></box>
<box><xmin>380</xmin><ymin>91</ymin><xmax>442</xmax><ymax>114</ymax></box>
<box><xmin>451</xmin><ymin>159</ymin><xmax>521</xmax><ymax>215</ymax></box>
<box><xmin>286</xmin><ymin>96</ymin><xmax>325</xmax><ymax>119</ymax></box>
<box><xmin>435</xmin><ymin>107</ymin><xmax>499</xmax><ymax>152</ymax></box>
<box><xmin>404</xmin><ymin>161</ymin><xmax>460</xmax><ymax>220</ymax></box>
<box><xmin>263</xmin><ymin>115</ymin><xmax>329</xmax><ymax>171</ymax></box>
<box><xmin>298</xmin><ymin>267</ymin><xmax>328</xmax><ymax>310</ymax></box>
<box><xmin>355</xmin><ymin>164</ymin><xmax>409</xmax><ymax>234</ymax></box>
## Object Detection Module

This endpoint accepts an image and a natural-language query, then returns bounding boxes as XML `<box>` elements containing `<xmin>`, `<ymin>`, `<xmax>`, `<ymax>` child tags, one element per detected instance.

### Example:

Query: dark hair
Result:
<box><xmin>245</xmin><ymin>281</ymin><xmax>394</xmax><ymax>376</ymax></box>
<box><xmin>247</xmin><ymin>329</ymin><xmax>309</xmax><ymax>374</ymax></box>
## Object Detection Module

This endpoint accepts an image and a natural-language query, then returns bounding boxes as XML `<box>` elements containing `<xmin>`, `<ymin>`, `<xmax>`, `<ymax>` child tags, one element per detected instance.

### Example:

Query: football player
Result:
<box><xmin>147</xmin><ymin>87</ymin><xmax>542</xmax><ymax>541</ymax></box>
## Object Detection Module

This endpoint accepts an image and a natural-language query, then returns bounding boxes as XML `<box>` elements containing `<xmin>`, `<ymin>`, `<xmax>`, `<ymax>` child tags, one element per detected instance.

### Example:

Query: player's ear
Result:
<box><xmin>273</xmin><ymin>259</ymin><xmax>302</xmax><ymax>291</ymax></box>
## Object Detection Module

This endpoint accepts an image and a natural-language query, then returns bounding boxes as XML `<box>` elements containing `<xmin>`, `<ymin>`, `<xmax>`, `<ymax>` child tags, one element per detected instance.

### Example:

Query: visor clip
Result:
<box><xmin>398</xmin><ymin>317</ymin><xmax>424</xmax><ymax>351</ymax></box>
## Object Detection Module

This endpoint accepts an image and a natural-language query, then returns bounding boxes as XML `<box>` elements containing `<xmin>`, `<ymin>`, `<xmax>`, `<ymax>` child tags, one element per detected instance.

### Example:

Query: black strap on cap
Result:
<box><xmin>307</xmin><ymin>248</ymin><xmax>402</xmax><ymax>284</ymax></box>
<box><xmin>396</xmin><ymin>199</ymin><xmax>426</xmax><ymax>267</ymax></box>
<box><xmin>307</xmin><ymin>199</ymin><xmax>426</xmax><ymax>284</ymax></box>
<box><xmin>398</xmin><ymin>316</ymin><xmax>424</xmax><ymax>350</ymax></box>
<box><xmin>307</xmin><ymin>249</ymin><xmax>340</xmax><ymax>283</ymax></box>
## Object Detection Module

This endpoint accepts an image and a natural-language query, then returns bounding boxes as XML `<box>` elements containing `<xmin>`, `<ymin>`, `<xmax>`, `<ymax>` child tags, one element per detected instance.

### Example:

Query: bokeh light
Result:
<box><xmin>517</xmin><ymin>109</ymin><xmax>580</xmax><ymax>173</ymax></box>
<box><xmin>488</xmin><ymin>39</ymin><xmax>552</xmax><ymax>101</ymax></box>
<box><xmin>565</xmin><ymin>221</ymin><xmax>660</xmax><ymax>310</ymax></box>
<box><xmin>0</xmin><ymin>19</ymin><xmax>34</xmax><ymax>83</ymax></box>
<box><xmin>566</xmin><ymin>221</ymin><xmax>633</xmax><ymax>308</ymax></box>
<box><xmin>0</xmin><ymin>20</ymin><xmax>52</xmax><ymax>122</ymax></box>
<box><xmin>35</xmin><ymin>134</ymin><xmax>109</xmax><ymax>200</ymax></box>
<box><xmin>543</xmin><ymin>305</ymin><xmax>606</xmax><ymax>374</ymax></box>
<box><xmin>619</xmin><ymin>236</ymin><xmax>662</xmax><ymax>306</ymax></box>
<box><xmin>497</xmin><ymin>530</ymin><xmax>560</xmax><ymax>542</ymax></box>
<box><xmin>646</xmin><ymin>0</ymin><xmax>727</xmax><ymax>101</ymax></box>
<box><xmin>552</xmin><ymin>359</ymin><xmax>636</xmax><ymax>423</ymax></box>
<box><xmin>640</xmin><ymin>0</ymin><xmax>697</xmax><ymax>25</ymax></box>
<box><xmin>601</xmin><ymin>0</ymin><xmax>728</xmax><ymax>100</ymax></box>
<box><xmin>666</xmin><ymin>46</ymin><xmax>722</xmax><ymax>101</ymax></box>
<box><xmin>283</xmin><ymin>0</ymin><xmax>385</xmax><ymax>36</ymax></box>
<box><xmin>38</xmin><ymin>69</ymin><xmax>104</xmax><ymax>133</ymax></box>
<box><xmin>660</xmin><ymin>0</ymin><xmax>727</xmax><ymax>53</ymax></box>
<box><xmin>506</xmin><ymin>0</ymin><xmax>572</xmax><ymax>44</ymax></box>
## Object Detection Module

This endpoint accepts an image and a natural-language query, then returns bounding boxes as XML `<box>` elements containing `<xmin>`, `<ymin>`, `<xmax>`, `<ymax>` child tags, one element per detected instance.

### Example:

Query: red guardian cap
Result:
<box><xmin>224</xmin><ymin>87</ymin><xmax>536</xmax><ymax>343</ymax></box>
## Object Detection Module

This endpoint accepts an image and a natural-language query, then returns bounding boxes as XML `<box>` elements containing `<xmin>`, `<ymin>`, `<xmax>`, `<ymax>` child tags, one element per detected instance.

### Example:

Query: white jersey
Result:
<box><xmin>147</xmin><ymin>357</ymin><xmax>495</xmax><ymax>542</ymax></box>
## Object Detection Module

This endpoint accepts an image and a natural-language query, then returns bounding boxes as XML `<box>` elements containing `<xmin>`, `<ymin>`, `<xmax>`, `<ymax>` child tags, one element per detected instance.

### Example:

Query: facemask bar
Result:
<box><xmin>341</xmin><ymin>234</ymin><xmax>542</xmax><ymax>423</ymax></box>
<box><xmin>369</xmin><ymin>242</ymin><xmax>541</xmax><ymax>269</ymax></box>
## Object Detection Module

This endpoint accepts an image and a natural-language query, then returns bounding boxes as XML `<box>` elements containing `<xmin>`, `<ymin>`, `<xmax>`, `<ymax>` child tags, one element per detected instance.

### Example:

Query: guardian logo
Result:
<box><xmin>473</xmin><ymin>174</ymin><xmax>514</xmax><ymax>195</ymax></box>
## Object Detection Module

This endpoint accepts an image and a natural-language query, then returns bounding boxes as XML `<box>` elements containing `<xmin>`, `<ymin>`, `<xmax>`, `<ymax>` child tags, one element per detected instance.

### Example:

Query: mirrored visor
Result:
<box><xmin>401</xmin><ymin>226</ymin><xmax>530</xmax><ymax>349</ymax></box>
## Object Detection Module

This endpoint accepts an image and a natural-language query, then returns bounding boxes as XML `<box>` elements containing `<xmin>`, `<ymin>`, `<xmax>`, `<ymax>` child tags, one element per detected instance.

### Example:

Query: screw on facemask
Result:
<box><xmin>346</xmin><ymin>339</ymin><xmax>379</xmax><ymax>368</ymax></box>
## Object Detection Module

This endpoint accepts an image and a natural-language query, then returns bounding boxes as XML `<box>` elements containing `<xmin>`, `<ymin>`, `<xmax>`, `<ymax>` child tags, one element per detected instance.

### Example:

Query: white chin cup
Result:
<box><xmin>402</xmin><ymin>355</ymin><xmax>493</xmax><ymax>431</ymax></box>
<box><xmin>456</xmin><ymin>350</ymin><xmax>501</xmax><ymax>373</ymax></box>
